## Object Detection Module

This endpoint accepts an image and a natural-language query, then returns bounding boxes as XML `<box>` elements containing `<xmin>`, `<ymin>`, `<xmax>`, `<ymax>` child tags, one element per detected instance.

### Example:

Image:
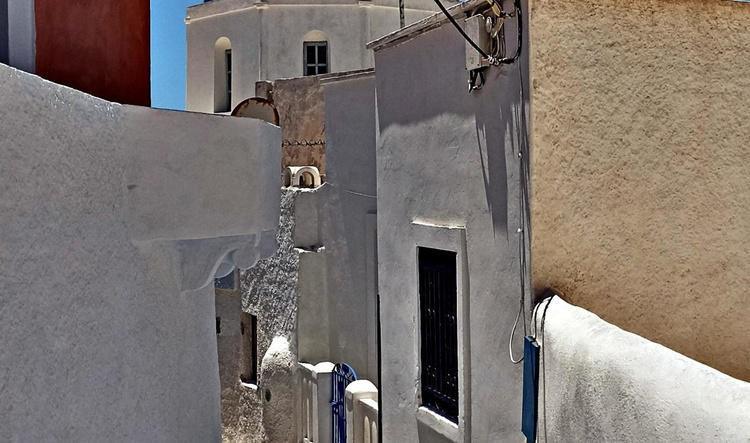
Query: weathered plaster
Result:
<box><xmin>215</xmin><ymin>287</ymin><xmax>246</xmax><ymax>442</ymax></box>
<box><xmin>223</xmin><ymin>188</ymin><xmax>301</xmax><ymax>441</ymax></box>
<box><xmin>274</xmin><ymin>76</ymin><xmax>328</xmax><ymax>177</ymax></box>
<box><xmin>222</xmin><ymin>74</ymin><xmax>379</xmax><ymax>439</ymax></box>
<box><xmin>529</xmin><ymin>0</ymin><xmax>750</xmax><ymax>380</ymax></box>
<box><xmin>536</xmin><ymin>297</ymin><xmax>750</xmax><ymax>442</ymax></box>
<box><xmin>0</xmin><ymin>64</ymin><xmax>280</xmax><ymax>441</ymax></box>
<box><xmin>260</xmin><ymin>337</ymin><xmax>298</xmax><ymax>442</ymax></box>
<box><xmin>373</xmin><ymin>2</ymin><xmax>529</xmax><ymax>440</ymax></box>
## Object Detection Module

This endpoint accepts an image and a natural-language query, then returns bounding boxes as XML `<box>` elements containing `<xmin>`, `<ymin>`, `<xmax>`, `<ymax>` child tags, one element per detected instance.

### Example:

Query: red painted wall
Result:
<box><xmin>35</xmin><ymin>0</ymin><xmax>150</xmax><ymax>106</ymax></box>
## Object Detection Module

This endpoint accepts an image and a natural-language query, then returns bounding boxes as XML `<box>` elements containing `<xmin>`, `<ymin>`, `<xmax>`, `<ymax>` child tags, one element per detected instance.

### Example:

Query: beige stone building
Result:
<box><xmin>369</xmin><ymin>0</ymin><xmax>749</xmax><ymax>440</ymax></box>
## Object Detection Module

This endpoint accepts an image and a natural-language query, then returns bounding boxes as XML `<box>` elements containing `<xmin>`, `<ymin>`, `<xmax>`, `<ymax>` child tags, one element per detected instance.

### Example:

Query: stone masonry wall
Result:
<box><xmin>220</xmin><ymin>188</ymin><xmax>302</xmax><ymax>442</ymax></box>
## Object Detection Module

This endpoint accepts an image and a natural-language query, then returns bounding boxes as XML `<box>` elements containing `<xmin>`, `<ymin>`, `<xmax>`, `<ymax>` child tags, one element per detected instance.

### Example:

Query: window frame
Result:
<box><xmin>418</xmin><ymin>246</ymin><xmax>459</xmax><ymax>423</ymax></box>
<box><xmin>303</xmin><ymin>41</ymin><xmax>329</xmax><ymax>76</ymax></box>
<box><xmin>412</xmin><ymin>221</ymin><xmax>469</xmax><ymax>441</ymax></box>
<box><xmin>225</xmin><ymin>48</ymin><xmax>232</xmax><ymax>109</ymax></box>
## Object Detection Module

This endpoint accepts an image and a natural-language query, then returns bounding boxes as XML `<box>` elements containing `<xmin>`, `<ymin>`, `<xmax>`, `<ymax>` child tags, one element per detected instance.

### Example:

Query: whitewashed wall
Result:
<box><xmin>0</xmin><ymin>64</ymin><xmax>280</xmax><ymax>441</ymax></box>
<box><xmin>373</xmin><ymin>5</ymin><xmax>530</xmax><ymax>441</ymax></box>
<box><xmin>536</xmin><ymin>297</ymin><xmax>750</xmax><ymax>442</ymax></box>
<box><xmin>185</xmin><ymin>0</ymin><xmax>435</xmax><ymax>112</ymax></box>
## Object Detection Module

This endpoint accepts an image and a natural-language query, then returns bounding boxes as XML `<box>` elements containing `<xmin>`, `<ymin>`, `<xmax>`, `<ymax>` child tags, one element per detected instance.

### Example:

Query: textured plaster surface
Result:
<box><xmin>215</xmin><ymin>289</ymin><xmax>254</xmax><ymax>443</ymax></box>
<box><xmin>536</xmin><ymin>297</ymin><xmax>750</xmax><ymax>442</ymax></box>
<box><xmin>260</xmin><ymin>337</ymin><xmax>298</xmax><ymax>442</ymax></box>
<box><xmin>529</xmin><ymin>0</ymin><xmax>750</xmax><ymax>380</ymax></box>
<box><xmin>273</xmin><ymin>76</ymin><xmax>327</xmax><ymax>177</ymax></box>
<box><xmin>223</xmin><ymin>75</ymin><xmax>379</xmax><ymax>437</ymax></box>
<box><xmin>373</xmin><ymin>5</ymin><xmax>529</xmax><ymax>441</ymax></box>
<box><xmin>0</xmin><ymin>64</ymin><xmax>280</xmax><ymax>441</ymax></box>
<box><xmin>230</xmin><ymin>188</ymin><xmax>301</xmax><ymax>441</ymax></box>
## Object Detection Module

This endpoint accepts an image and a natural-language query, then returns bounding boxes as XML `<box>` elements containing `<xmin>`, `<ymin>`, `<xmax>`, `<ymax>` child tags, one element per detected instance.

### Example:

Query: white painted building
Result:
<box><xmin>0</xmin><ymin>63</ymin><xmax>281</xmax><ymax>441</ymax></box>
<box><xmin>185</xmin><ymin>0</ymin><xmax>437</xmax><ymax>113</ymax></box>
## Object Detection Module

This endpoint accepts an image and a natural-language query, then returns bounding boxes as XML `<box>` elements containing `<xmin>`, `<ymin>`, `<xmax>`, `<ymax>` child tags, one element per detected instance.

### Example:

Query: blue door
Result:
<box><xmin>331</xmin><ymin>363</ymin><xmax>357</xmax><ymax>443</ymax></box>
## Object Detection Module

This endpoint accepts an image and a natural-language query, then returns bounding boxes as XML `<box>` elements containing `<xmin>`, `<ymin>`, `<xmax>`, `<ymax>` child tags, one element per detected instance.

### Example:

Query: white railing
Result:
<box><xmin>298</xmin><ymin>362</ymin><xmax>334</xmax><ymax>443</ymax></box>
<box><xmin>345</xmin><ymin>380</ymin><xmax>379</xmax><ymax>443</ymax></box>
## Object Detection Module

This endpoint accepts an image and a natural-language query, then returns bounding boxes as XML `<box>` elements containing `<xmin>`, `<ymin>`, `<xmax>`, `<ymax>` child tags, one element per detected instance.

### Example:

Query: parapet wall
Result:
<box><xmin>536</xmin><ymin>297</ymin><xmax>750</xmax><ymax>442</ymax></box>
<box><xmin>0</xmin><ymin>64</ymin><xmax>280</xmax><ymax>441</ymax></box>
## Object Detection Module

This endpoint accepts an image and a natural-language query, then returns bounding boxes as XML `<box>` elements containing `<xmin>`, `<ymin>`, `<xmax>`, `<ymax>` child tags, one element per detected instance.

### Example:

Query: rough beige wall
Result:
<box><xmin>215</xmin><ymin>289</ymin><xmax>264</xmax><ymax>443</ymax></box>
<box><xmin>530</xmin><ymin>0</ymin><xmax>750</xmax><ymax>380</ymax></box>
<box><xmin>273</xmin><ymin>77</ymin><xmax>327</xmax><ymax>178</ymax></box>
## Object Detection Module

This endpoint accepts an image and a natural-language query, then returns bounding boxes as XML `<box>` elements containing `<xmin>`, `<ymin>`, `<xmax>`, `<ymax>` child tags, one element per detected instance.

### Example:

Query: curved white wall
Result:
<box><xmin>0</xmin><ymin>64</ymin><xmax>281</xmax><ymax>441</ymax></box>
<box><xmin>536</xmin><ymin>297</ymin><xmax>750</xmax><ymax>442</ymax></box>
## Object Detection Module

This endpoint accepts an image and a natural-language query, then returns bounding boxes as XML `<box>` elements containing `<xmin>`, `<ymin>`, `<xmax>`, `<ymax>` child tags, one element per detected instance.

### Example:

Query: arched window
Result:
<box><xmin>214</xmin><ymin>37</ymin><xmax>232</xmax><ymax>112</ymax></box>
<box><xmin>303</xmin><ymin>30</ymin><xmax>328</xmax><ymax>76</ymax></box>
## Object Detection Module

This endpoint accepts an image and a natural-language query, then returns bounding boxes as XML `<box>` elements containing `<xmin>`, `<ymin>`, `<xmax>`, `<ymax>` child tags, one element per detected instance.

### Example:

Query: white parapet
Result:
<box><xmin>0</xmin><ymin>63</ymin><xmax>281</xmax><ymax>442</ymax></box>
<box><xmin>298</xmin><ymin>361</ymin><xmax>335</xmax><ymax>443</ymax></box>
<box><xmin>535</xmin><ymin>297</ymin><xmax>750</xmax><ymax>442</ymax></box>
<box><xmin>345</xmin><ymin>380</ymin><xmax>378</xmax><ymax>443</ymax></box>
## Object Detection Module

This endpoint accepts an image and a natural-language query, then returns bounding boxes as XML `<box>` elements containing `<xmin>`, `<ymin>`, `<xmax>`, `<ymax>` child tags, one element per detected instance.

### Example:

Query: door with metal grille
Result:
<box><xmin>331</xmin><ymin>363</ymin><xmax>357</xmax><ymax>443</ymax></box>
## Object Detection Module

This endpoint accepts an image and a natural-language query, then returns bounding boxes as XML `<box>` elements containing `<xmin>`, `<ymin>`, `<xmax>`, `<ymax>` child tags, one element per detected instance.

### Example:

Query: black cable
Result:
<box><xmin>432</xmin><ymin>0</ymin><xmax>491</xmax><ymax>60</ymax></box>
<box><xmin>539</xmin><ymin>295</ymin><xmax>554</xmax><ymax>443</ymax></box>
<box><xmin>496</xmin><ymin>0</ymin><xmax>522</xmax><ymax>65</ymax></box>
<box><xmin>433</xmin><ymin>0</ymin><xmax>523</xmax><ymax>66</ymax></box>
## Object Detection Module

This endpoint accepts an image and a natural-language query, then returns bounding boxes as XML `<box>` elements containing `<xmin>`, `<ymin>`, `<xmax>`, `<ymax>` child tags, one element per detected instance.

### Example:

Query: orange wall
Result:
<box><xmin>35</xmin><ymin>0</ymin><xmax>150</xmax><ymax>106</ymax></box>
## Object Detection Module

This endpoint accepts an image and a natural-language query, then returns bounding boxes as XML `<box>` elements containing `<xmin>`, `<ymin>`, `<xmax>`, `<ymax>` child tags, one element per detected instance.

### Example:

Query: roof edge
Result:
<box><xmin>366</xmin><ymin>0</ymin><xmax>484</xmax><ymax>51</ymax></box>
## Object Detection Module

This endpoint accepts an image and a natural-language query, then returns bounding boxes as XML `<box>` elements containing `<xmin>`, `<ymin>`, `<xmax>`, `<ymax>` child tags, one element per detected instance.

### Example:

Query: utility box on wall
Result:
<box><xmin>465</xmin><ymin>14</ymin><xmax>491</xmax><ymax>71</ymax></box>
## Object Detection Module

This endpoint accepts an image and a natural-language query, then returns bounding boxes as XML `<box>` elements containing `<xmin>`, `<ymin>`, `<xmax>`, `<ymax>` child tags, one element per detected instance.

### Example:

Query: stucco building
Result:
<box><xmin>185</xmin><ymin>0</ymin><xmax>437</xmax><ymax>113</ymax></box>
<box><xmin>0</xmin><ymin>0</ymin><xmax>150</xmax><ymax>105</ymax></box>
<box><xmin>0</xmin><ymin>63</ymin><xmax>280</xmax><ymax>441</ymax></box>
<box><xmin>369</xmin><ymin>1</ymin><xmax>529</xmax><ymax>440</ymax></box>
<box><xmin>211</xmin><ymin>70</ymin><xmax>379</xmax><ymax>441</ymax></box>
<box><xmin>368</xmin><ymin>0</ymin><xmax>749</xmax><ymax>441</ymax></box>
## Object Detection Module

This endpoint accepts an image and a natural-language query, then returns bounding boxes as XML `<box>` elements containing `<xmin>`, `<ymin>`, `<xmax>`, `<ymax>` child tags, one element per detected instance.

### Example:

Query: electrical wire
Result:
<box><xmin>432</xmin><ymin>0</ymin><xmax>492</xmax><ymax>60</ymax></box>
<box><xmin>432</xmin><ymin>0</ymin><xmax>522</xmax><ymax>66</ymax></box>
<box><xmin>508</xmin><ymin>296</ymin><xmax>526</xmax><ymax>363</ymax></box>
<box><xmin>508</xmin><ymin>1</ymin><xmax>530</xmax><ymax>364</ymax></box>
<box><xmin>495</xmin><ymin>0</ymin><xmax>522</xmax><ymax>65</ymax></box>
<box><xmin>539</xmin><ymin>295</ymin><xmax>554</xmax><ymax>443</ymax></box>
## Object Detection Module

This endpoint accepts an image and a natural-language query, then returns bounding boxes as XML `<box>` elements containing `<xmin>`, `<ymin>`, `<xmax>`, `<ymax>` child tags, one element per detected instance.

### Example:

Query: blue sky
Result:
<box><xmin>151</xmin><ymin>0</ymin><xmax>202</xmax><ymax>110</ymax></box>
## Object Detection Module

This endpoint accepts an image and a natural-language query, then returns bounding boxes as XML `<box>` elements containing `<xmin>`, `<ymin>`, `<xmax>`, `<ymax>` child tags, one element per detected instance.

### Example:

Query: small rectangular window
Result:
<box><xmin>225</xmin><ymin>48</ymin><xmax>232</xmax><ymax>107</ymax></box>
<box><xmin>240</xmin><ymin>312</ymin><xmax>258</xmax><ymax>384</ymax></box>
<box><xmin>216</xmin><ymin>317</ymin><xmax>221</xmax><ymax>335</ymax></box>
<box><xmin>303</xmin><ymin>41</ymin><xmax>328</xmax><ymax>76</ymax></box>
<box><xmin>418</xmin><ymin>247</ymin><xmax>459</xmax><ymax>422</ymax></box>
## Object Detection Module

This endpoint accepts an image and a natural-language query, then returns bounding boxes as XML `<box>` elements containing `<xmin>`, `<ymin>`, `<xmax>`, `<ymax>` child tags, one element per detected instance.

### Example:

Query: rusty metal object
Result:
<box><xmin>231</xmin><ymin>97</ymin><xmax>280</xmax><ymax>126</ymax></box>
